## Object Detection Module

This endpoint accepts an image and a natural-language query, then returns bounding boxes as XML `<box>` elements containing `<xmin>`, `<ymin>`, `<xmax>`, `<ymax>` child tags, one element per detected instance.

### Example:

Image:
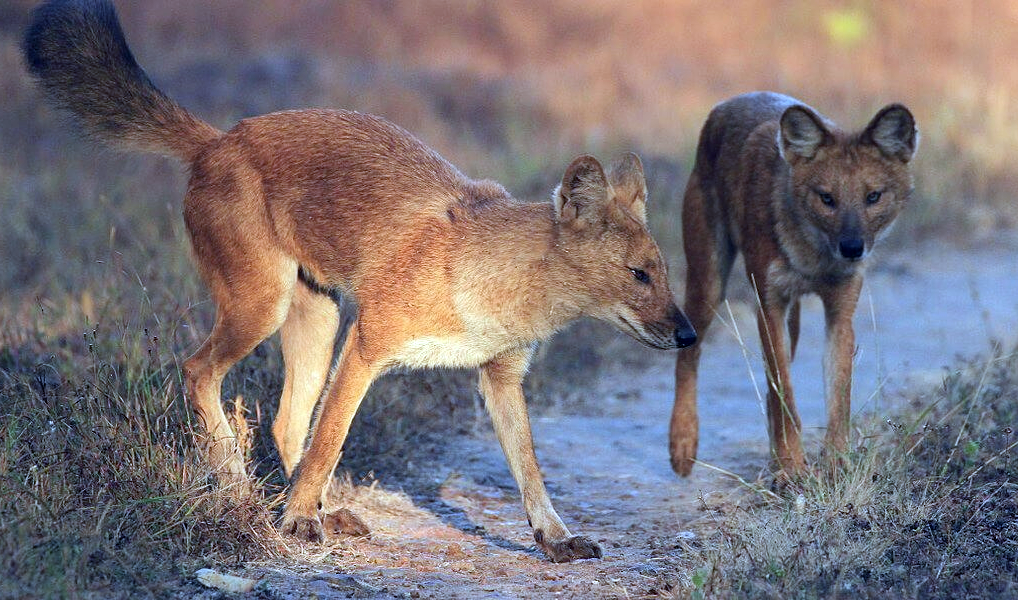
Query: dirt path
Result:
<box><xmin>236</xmin><ymin>242</ymin><xmax>1018</xmax><ymax>599</ymax></box>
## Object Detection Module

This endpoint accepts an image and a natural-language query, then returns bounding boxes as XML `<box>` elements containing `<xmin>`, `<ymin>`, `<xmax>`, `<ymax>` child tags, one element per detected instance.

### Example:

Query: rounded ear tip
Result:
<box><xmin>563</xmin><ymin>154</ymin><xmax>605</xmax><ymax>182</ymax></box>
<box><xmin>615</xmin><ymin>151</ymin><xmax>644</xmax><ymax>170</ymax></box>
<box><xmin>884</xmin><ymin>102</ymin><xmax>912</xmax><ymax>113</ymax></box>
<box><xmin>567</xmin><ymin>154</ymin><xmax>601</xmax><ymax>169</ymax></box>
<box><xmin>868</xmin><ymin>103</ymin><xmax>918</xmax><ymax>152</ymax></box>
<box><xmin>780</xmin><ymin>104</ymin><xmax>815</xmax><ymax>124</ymax></box>
<box><xmin>887</xmin><ymin>104</ymin><xmax>916</xmax><ymax>126</ymax></box>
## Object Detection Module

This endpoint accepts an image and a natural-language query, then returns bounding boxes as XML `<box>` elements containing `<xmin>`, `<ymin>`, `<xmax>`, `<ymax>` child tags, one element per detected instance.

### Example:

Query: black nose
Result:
<box><xmin>839</xmin><ymin>237</ymin><xmax>864</xmax><ymax>259</ymax></box>
<box><xmin>674</xmin><ymin>326</ymin><xmax>697</xmax><ymax>348</ymax></box>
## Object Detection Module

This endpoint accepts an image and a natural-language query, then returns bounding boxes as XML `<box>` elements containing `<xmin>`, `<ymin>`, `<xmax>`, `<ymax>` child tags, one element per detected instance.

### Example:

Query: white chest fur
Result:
<box><xmin>390</xmin><ymin>334</ymin><xmax>508</xmax><ymax>369</ymax></box>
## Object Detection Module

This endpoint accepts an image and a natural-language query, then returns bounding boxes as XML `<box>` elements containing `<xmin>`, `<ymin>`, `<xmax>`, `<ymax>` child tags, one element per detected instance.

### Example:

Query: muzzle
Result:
<box><xmin>838</xmin><ymin>236</ymin><xmax>864</xmax><ymax>259</ymax></box>
<box><xmin>669</xmin><ymin>305</ymin><xmax>697</xmax><ymax>348</ymax></box>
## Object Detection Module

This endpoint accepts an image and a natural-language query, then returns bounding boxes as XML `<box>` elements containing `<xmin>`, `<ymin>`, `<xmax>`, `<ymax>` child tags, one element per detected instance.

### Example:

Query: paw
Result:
<box><xmin>535</xmin><ymin>530</ymin><xmax>603</xmax><ymax>563</ymax></box>
<box><xmin>669</xmin><ymin>438</ymin><xmax>697</xmax><ymax>477</ymax></box>
<box><xmin>280</xmin><ymin>512</ymin><xmax>325</xmax><ymax>543</ymax></box>
<box><xmin>323</xmin><ymin>508</ymin><xmax>370</xmax><ymax>537</ymax></box>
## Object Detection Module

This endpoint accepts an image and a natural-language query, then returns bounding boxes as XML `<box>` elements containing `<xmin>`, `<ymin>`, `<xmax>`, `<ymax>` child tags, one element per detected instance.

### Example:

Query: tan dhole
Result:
<box><xmin>23</xmin><ymin>0</ymin><xmax>696</xmax><ymax>562</ymax></box>
<box><xmin>671</xmin><ymin>92</ymin><xmax>917</xmax><ymax>479</ymax></box>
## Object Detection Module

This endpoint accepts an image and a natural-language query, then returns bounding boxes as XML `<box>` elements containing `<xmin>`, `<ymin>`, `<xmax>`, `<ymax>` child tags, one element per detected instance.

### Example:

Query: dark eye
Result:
<box><xmin>865</xmin><ymin>190</ymin><xmax>882</xmax><ymax>205</ymax></box>
<box><xmin>630</xmin><ymin>268</ymin><xmax>651</xmax><ymax>285</ymax></box>
<box><xmin>817</xmin><ymin>191</ymin><xmax>836</xmax><ymax>207</ymax></box>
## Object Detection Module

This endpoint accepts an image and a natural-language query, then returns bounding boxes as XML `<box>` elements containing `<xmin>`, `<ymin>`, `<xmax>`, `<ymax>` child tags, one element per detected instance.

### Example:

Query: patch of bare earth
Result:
<box><xmin>231</xmin><ymin>361</ymin><xmax>759</xmax><ymax>600</ymax></box>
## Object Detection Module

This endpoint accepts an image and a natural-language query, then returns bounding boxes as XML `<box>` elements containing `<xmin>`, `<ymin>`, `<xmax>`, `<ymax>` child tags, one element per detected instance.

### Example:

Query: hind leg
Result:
<box><xmin>183</xmin><ymin>253</ymin><xmax>297</xmax><ymax>487</ymax></box>
<box><xmin>671</xmin><ymin>172</ymin><xmax>734</xmax><ymax>476</ymax></box>
<box><xmin>182</xmin><ymin>187</ymin><xmax>299</xmax><ymax>488</ymax></box>
<box><xmin>185</xmin><ymin>290</ymin><xmax>296</xmax><ymax>489</ymax></box>
<box><xmin>273</xmin><ymin>283</ymin><xmax>340</xmax><ymax>478</ymax></box>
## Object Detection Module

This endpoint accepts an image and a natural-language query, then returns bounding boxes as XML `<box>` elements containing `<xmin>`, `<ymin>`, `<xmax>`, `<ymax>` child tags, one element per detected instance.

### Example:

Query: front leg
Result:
<box><xmin>280</xmin><ymin>324</ymin><xmax>377</xmax><ymax>542</ymax></box>
<box><xmin>819</xmin><ymin>276</ymin><xmax>862</xmax><ymax>457</ymax></box>
<box><xmin>479</xmin><ymin>346</ymin><xmax>602</xmax><ymax>562</ymax></box>
<box><xmin>756</xmin><ymin>293</ymin><xmax>806</xmax><ymax>477</ymax></box>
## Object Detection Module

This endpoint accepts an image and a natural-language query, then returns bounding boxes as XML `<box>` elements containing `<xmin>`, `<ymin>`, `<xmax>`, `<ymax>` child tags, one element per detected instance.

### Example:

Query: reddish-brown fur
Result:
<box><xmin>671</xmin><ymin>92</ymin><xmax>917</xmax><ymax>478</ymax></box>
<box><xmin>23</xmin><ymin>0</ymin><xmax>696</xmax><ymax>562</ymax></box>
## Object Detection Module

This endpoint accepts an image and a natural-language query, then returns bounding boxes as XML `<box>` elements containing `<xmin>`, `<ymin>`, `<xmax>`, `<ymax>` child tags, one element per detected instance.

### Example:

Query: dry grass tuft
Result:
<box><xmin>0</xmin><ymin>315</ymin><xmax>280</xmax><ymax>598</ymax></box>
<box><xmin>680</xmin><ymin>347</ymin><xmax>1018</xmax><ymax>599</ymax></box>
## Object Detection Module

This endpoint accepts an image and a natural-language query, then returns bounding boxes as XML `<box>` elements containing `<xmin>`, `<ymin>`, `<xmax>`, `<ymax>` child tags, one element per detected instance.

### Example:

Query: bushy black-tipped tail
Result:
<box><xmin>22</xmin><ymin>0</ymin><xmax>221</xmax><ymax>161</ymax></box>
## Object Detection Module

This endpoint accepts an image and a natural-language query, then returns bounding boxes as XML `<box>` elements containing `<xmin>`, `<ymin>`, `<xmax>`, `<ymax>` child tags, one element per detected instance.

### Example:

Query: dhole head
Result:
<box><xmin>778</xmin><ymin>102</ymin><xmax>918</xmax><ymax>262</ymax></box>
<box><xmin>552</xmin><ymin>153</ymin><xmax>696</xmax><ymax>350</ymax></box>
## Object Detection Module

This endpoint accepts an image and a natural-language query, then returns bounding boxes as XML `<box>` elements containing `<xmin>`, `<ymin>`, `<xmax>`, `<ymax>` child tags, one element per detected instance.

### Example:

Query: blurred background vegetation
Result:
<box><xmin>2</xmin><ymin>1</ymin><xmax>1017</xmax><ymax>595</ymax></box>
<box><xmin>4</xmin><ymin>0</ymin><xmax>1018</xmax><ymax>300</ymax></box>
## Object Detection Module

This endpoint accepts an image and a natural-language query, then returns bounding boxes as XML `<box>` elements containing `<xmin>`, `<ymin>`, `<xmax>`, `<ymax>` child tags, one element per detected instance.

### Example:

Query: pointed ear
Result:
<box><xmin>861</xmin><ymin>103</ymin><xmax>918</xmax><ymax>162</ymax></box>
<box><xmin>779</xmin><ymin>105</ymin><xmax>834</xmax><ymax>163</ymax></box>
<box><xmin>553</xmin><ymin>155</ymin><xmax>610</xmax><ymax>226</ymax></box>
<box><xmin>608</xmin><ymin>152</ymin><xmax>648</xmax><ymax>225</ymax></box>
